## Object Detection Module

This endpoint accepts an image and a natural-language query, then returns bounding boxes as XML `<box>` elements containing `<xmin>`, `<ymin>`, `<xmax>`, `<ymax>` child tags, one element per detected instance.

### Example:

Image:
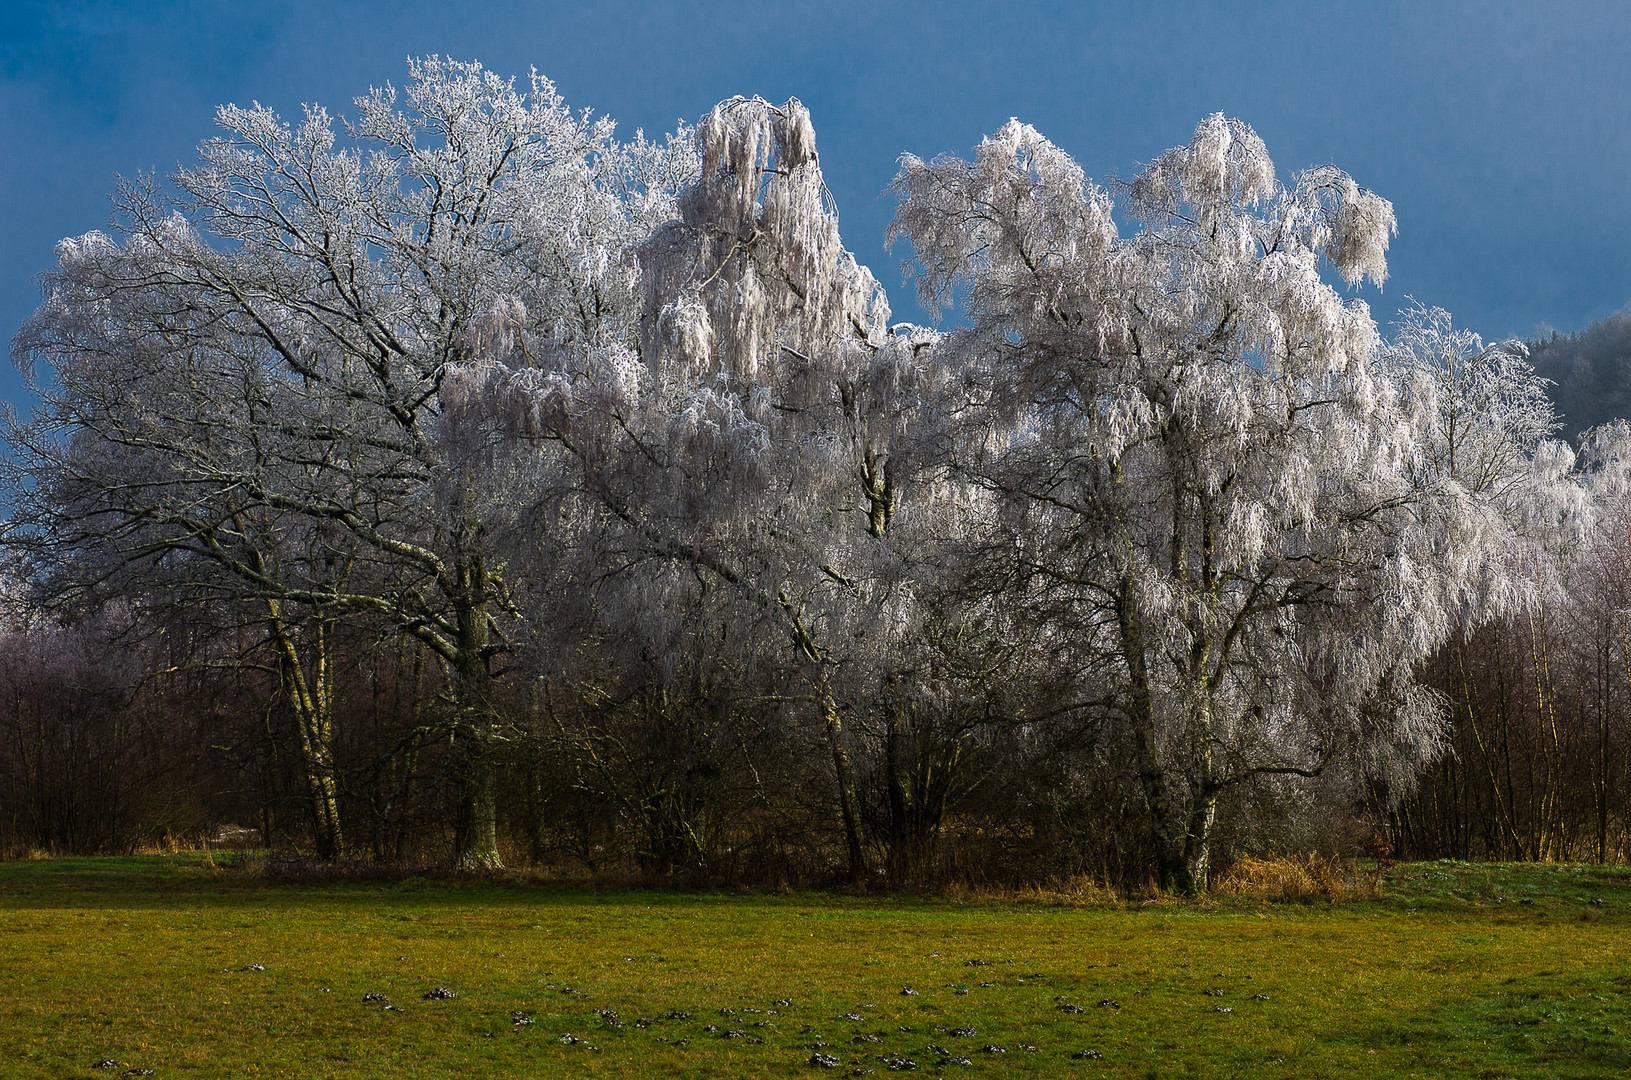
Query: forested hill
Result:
<box><xmin>1527</xmin><ymin>304</ymin><xmax>1631</xmax><ymax>439</ymax></box>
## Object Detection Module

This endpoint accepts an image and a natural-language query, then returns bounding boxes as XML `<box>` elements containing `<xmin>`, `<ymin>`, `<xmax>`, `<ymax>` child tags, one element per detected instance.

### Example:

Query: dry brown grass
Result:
<box><xmin>1213</xmin><ymin>852</ymin><xmax>1350</xmax><ymax>902</ymax></box>
<box><xmin>939</xmin><ymin>873</ymin><xmax>1124</xmax><ymax>906</ymax></box>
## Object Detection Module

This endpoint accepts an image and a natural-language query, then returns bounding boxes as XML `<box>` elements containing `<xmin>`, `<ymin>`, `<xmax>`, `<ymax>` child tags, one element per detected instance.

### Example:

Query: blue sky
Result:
<box><xmin>4</xmin><ymin>0</ymin><xmax>1630</xmax><ymax>413</ymax></box>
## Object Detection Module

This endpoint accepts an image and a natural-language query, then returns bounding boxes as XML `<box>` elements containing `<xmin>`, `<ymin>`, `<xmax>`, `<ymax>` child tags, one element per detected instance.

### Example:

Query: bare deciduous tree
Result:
<box><xmin>6</xmin><ymin>58</ymin><xmax>690</xmax><ymax>866</ymax></box>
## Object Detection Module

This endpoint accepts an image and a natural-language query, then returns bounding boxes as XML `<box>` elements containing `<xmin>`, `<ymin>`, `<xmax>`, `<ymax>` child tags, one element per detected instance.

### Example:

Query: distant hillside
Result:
<box><xmin>1527</xmin><ymin>304</ymin><xmax>1631</xmax><ymax>441</ymax></box>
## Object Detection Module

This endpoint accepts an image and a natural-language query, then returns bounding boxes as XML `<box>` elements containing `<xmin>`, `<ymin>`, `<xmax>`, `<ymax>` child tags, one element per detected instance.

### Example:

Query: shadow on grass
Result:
<box><xmin>1366</xmin><ymin>970</ymin><xmax>1631</xmax><ymax>1080</ymax></box>
<box><xmin>0</xmin><ymin>854</ymin><xmax>962</xmax><ymax>917</ymax></box>
<box><xmin>0</xmin><ymin>855</ymin><xmax>681</xmax><ymax>911</ymax></box>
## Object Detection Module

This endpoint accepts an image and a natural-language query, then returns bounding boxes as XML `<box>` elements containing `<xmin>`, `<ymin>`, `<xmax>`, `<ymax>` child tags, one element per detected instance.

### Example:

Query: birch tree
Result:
<box><xmin>889</xmin><ymin>116</ymin><xmax>1517</xmax><ymax>890</ymax></box>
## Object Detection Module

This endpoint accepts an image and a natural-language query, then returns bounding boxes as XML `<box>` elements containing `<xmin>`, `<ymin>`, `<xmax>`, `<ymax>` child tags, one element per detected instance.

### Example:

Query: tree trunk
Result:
<box><xmin>885</xmin><ymin>695</ymin><xmax>916</xmax><ymax>884</ymax></box>
<box><xmin>820</xmin><ymin>684</ymin><xmax>867</xmax><ymax>886</ymax></box>
<box><xmin>778</xmin><ymin>591</ymin><xmax>866</xmax><ymax>886</ymax></box>
<box><xmin>522</xmin><ymin>680</ymin><xmax>551</xmax><ymax>865</ymax></box>
<box><xmin>447</xmin><ymin>549</ymin><xmax>503</xmax><ymax>871</ymax></box>
<box><xmin>448</xmin><ymin>697</ymin><xmax>500</xmax><ymax>871</ymax></box>
<box><xmin>1119</xmin><ymin>576</ymin><xmax>1216</xmax><ymax>894</ymax></box>
<box><xmin>452</xmin><ymin>736</ymin><xmax>501</xmax><ymax>870</ymax></box>
<box><xmin>267</xmin><ymin>607</ymin><xmax>343</xmax><ymax>861</ymax></box>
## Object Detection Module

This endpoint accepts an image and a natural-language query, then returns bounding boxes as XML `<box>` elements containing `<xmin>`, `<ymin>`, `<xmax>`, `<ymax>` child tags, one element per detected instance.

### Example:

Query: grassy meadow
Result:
<box><xmin>1</xmin><ymin>856</ymin><xmax>1628</xmax><ymax>1079</ymax></box>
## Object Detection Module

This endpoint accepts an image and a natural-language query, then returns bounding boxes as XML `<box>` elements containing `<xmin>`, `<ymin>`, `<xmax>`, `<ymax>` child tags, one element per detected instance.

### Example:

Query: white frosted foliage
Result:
<box><xmin>889</xmin><ymin>113</ymin><xmax>1501</xmax><ymax>889</ymax></box>
<box><xmin>15</xmin><ymin>65</ymin><xmax>1585</xmax><ymax>889</ymax></box>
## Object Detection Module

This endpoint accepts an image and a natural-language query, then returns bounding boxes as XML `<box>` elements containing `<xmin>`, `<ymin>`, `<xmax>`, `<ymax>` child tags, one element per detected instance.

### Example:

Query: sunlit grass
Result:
<box><xmin>1</xmin><ymin>856</ymin><xmax>1628</xmax><ymax>1078</ymax></box>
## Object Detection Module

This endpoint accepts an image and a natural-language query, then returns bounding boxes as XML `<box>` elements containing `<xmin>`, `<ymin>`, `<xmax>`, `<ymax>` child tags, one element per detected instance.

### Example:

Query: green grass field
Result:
<box><xmin>1</xmin><ymin>856</ymin><xmax>1628</xmax><ymax>1079</ymax></box>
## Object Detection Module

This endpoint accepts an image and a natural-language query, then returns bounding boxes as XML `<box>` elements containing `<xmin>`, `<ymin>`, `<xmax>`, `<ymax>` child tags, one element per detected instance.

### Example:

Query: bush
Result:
<box><xmin>1212</xmin><ymin>852</ymin><xmax>1349</xmax><ymax>902</ymax></box>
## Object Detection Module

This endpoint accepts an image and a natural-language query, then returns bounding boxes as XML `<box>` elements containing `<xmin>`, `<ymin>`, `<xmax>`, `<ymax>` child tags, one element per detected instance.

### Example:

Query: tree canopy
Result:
<box><xmin>2</xmin><ymin>61</ymin><xmax>1590</xmax><ymax>888</ymax></box>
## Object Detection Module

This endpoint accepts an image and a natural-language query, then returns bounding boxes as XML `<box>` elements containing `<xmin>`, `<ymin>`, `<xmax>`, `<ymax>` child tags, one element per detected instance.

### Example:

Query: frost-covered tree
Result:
<box><xmin>629</xmin><ymin>97</ymin><xmax>908</xmax><ymax>881</ymax></box>
<box><xmin>1387</xmin><ymin>302</ymin><xmax>1558</xmax><ymax>513</ymax></box>
<box><xmin>5</xmin><ymin>58</ymin><xmax>689</xmax><ymax>867</ymax></box>
<box><xmin>480</xmin><ymin>96</ymin><xmax>949</xmax><ymax>882</ymax></box>
<box><xmin>889</xmin><ymin>115</ymin><xmax>1517</xmax><ymax>890</ymax></box>
<box><xmin>1371</xmin><ymin>303</ymin><xmax>1567</xmax><ymax>860</ymax></box>
<box><xmin>451</xmin><ymin>94</ymin><xmax>1000</xmax><ymax>883</ymax></box>
<box><xmin>12</xmin><ymin>61</ymin><xmax>1584</xmax><ymax>885</ymax></box>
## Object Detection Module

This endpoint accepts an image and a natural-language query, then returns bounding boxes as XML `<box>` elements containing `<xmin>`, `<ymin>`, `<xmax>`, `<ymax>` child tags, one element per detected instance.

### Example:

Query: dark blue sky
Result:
<box><xmin>5</xmin><ymin>0</ymin><xmax>1630</xmax><ymax>413</ymax></box>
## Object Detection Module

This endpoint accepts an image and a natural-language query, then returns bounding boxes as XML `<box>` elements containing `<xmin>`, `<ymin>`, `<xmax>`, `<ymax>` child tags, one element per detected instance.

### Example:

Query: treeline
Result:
<box><xmin>20</xmin><ymin>552</ymin><xmax>1631</xmax><ymax>879</ymax></box>
<box><xmin>1529</xmin><ymin>306</ymin><xmax>1631</xmax><ymax>440</ymax></box>
<box><xmin>5</xmin><ymin>61</ymin><xmax>1631</xmax><ymax>890</ymax></box>
<box><xmin>1392</xmin><ymin>497</ymin><xmax>1631</xmax><ymax>863</ymax></box>
<box><xmin>0</xmin><ymin>604</ymin><xmax>1340</xmax><ymax>886</ymax></box>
